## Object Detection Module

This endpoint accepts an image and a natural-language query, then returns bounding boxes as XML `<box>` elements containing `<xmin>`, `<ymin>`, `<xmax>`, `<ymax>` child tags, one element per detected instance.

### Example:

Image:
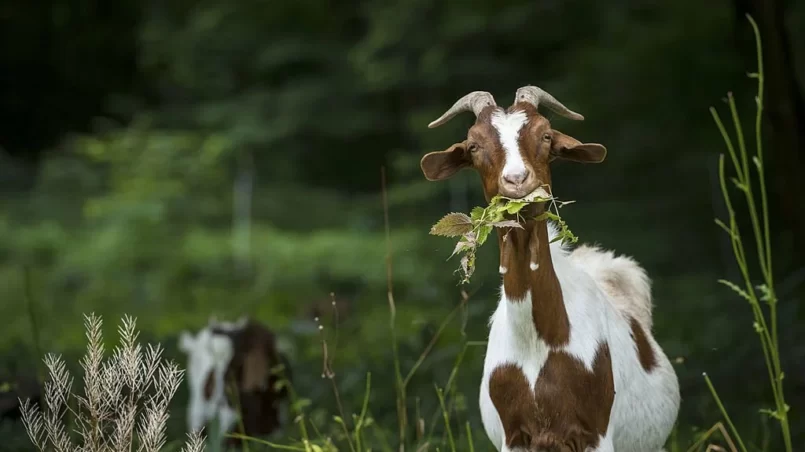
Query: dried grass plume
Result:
<box><xmin>19</xmin><ymin>313</ymin><xmax>205</xmax><ymax>452</ymax></box>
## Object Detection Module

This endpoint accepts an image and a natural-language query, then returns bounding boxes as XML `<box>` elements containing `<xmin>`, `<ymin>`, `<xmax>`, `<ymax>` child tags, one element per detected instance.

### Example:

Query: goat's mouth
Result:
<box><xmin>500</xmin><ymin>186</ymin><xmax>552</xmax><ymax>203</ymax></box>
<box><xmin>498</xmin><ymin>186</ymin><xmax>537</xmax><ymax>200</ymax></box>
<box><xmin>494</xmin><ymin>186</ymin><xmax>552</xmax><ymax>225</ymax></box>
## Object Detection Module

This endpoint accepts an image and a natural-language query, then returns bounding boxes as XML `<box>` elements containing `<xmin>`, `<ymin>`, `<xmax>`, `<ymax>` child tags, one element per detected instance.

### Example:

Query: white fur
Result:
<box><xmin>179</xmin><ymin>326</ymin><xmax>239</xmax><ymax>435</ymax></box>
<box><xmin>491</xmin><ymin>110</ymin><xmax>529</xmax><ymax>182</ymax></box>
<box><xmin>479</xmin><ymin>223</ymin><xmax>680</xmax><ymax>452</ymax></box>
<box><xmin>568</xmin><ymin>244</ymin><xmax>653</xmax><ymax>330</ymax></box>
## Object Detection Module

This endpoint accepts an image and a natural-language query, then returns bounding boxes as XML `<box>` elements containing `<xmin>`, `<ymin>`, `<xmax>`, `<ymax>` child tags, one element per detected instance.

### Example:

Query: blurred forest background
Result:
<box><xmin>2</xmin><ymin>0</ymin><xmax>805</xmax><ymax>450</ymax></box>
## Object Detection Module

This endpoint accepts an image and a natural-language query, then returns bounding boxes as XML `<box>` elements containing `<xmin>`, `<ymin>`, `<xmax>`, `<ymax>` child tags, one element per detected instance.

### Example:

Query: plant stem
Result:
<box><xmin>464</xmin><ymin>422</ymin><xmax>474</xmax><ymax>452</ymax></box>
<box><xmin>22</xmin><ymin>266</ymin><xmax>44</xmax><ymax>381</ymax></box>
<box><xmin>709</xmin><ymin>14</ymin><xmax>791</xmax><ymax>452</ymax></box>
<box><xmin>435</xmin><ymin>387</ymin><xmax>455</xmax><ymax>452</ymax></box>
<box><xmin>403</xmin><ymin>302</ymin><xmax>463</xmax><ymax>387</ymax></box>
<box><xmin>381</xmin><ymin>166</ymin><xmax>407</xmax><ymax>450</ymax></box>
<box><xmin>703</xmin><ymin>373</ymin><xmax>748</xmax><ymax>452</ymax></box>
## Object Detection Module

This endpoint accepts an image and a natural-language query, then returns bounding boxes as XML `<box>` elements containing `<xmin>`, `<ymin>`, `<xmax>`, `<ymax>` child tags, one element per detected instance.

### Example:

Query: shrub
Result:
<box><xmin>18</xmin><ymin>313</ymin><xmax>205</xmax><ymax>452</ymax></box>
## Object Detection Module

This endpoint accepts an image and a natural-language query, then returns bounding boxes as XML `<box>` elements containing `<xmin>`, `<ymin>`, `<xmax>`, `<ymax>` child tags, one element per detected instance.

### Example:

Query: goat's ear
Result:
<box><xmin>178</xmin><ymin>331</ymin><xmax>195</xmax><ymax>353</ymax></box>
<box><xmin>550</xmin><ymin>130</ymin><xmax>607</xmax><ymax>164</ymax></box>
<box><xmin>420</xmin><ymin>142</ymin><xmax>470</xmax><ymax>181</ymax></box>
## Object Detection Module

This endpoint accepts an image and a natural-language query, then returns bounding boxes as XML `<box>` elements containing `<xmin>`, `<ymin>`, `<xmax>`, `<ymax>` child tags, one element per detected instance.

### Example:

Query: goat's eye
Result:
<box><xmin>542</xmin><ymin>133</ymin><xmax>552</xmax><ymax>142</ymax></box>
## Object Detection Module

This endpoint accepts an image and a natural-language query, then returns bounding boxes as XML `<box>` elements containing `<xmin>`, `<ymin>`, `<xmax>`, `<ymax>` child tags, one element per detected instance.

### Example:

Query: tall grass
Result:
<box><xmin>225</xmin><ymin>167</ymin><xmax>480</xmax><ymax>452</ymax></box>
<box><xmin>702</xmin><ymin>14</ymin><xmax>793</xmax><ymax>452</ymax></box>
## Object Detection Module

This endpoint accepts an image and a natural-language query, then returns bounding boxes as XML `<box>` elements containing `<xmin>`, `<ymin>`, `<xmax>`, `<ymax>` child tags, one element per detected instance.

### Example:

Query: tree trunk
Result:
<box><xmin>733</xmin><ymin>0</ymin><xmax>805</xmax><ymax>263</ymax></box>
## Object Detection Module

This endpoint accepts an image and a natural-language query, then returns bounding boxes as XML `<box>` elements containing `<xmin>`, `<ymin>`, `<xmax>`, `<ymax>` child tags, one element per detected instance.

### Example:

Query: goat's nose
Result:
<box><xmin>502</xmin><ymin>169</ymin><xmax>531</xmax><ymax>185</ymax></box>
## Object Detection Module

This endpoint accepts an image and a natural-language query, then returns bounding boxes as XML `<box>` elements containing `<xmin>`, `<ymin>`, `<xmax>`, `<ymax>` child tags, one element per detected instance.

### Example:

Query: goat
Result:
<box><xmin>178</xmin><ymin>316</ymin><xmax>291</xmax><ymax>445</ymax></box>
<box><xmin>420</xmin><ymin>86</ymin><xmax>680</xmax><ymax>451</ymax></box>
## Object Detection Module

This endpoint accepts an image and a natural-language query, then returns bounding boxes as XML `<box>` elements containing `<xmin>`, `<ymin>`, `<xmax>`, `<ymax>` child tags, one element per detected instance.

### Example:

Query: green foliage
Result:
<box><xmin>705</xmin><ymin>15</ymin><xmax>793</xmax><ymax>452</ymax></box>
<box><xmin>429</xmin><ymin>187</ymin><xmax>576</xmax><ymax>284</ymax></box>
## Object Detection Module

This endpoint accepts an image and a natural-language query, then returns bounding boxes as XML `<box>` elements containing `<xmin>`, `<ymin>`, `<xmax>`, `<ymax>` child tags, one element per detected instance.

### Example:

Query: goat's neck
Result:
<box><xmin>498</xmin><ymin>219</ymin><xmax>570</xmax><ymax>347</ymax></box>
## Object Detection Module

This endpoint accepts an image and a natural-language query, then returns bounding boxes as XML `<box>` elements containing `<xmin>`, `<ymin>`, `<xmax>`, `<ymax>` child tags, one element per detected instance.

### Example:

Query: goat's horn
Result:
<box><xmin>514</xmin><ymin>86</ymin><xmax>584</xmax><ymax>121</ymax></box>
<box><xmin>428</xmin><ymin>91</ymin><xmax>497</xmax><ymax>128</ymax></box>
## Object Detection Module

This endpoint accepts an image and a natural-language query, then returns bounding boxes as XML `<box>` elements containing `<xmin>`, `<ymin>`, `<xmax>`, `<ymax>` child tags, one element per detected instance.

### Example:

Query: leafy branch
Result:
<box><xmin>430</xmin><ymin>186</ymin><xmax>577</xmax><ymax>284</ymax></box>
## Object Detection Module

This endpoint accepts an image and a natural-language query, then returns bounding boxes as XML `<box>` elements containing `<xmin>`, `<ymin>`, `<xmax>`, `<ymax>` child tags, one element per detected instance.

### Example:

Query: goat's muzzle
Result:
<box><xmin>498</xmin><ymin>171</ymin><xmax>540</xmax><ymax>200</ymax></box>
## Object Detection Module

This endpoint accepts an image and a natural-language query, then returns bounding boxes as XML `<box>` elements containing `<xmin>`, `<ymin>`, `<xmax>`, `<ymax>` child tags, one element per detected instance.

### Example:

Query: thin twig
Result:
<box><xmin>22</xmin><ymin>266</ymin><xmax>44</xmax><ymax>381</ymax></box>
<box><xmin>703</xmin><ymin>374</ymin><xmax>747</xmax><ymax>452</ymax></box>
<box><xmin>381</xmin><ymin>166</ymin><xmax>406</xmax><ymax>450</ymax></box>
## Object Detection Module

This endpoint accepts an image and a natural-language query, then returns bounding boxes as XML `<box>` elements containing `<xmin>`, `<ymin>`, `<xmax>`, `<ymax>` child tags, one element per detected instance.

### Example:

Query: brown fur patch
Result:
<box><xmin>489</xmin><ymin>343</ymin><xmax>615</xmax><ymax>451</ymax></box>
<box><xmin>242</xmin><ymin>346</ymin><xmax>270</xmax><ymax>392</ymax></box>
<box><xmin>203</xmin><ymin>370</ymin><xmax>215</xmax><ymax>400</ymax></box>
<box><xmin>498</xmin><ymin>220</ymin><xmax>570</xmax><ymax>347</ymax></box>
<box><xmin>629</xmin><ymin>316</ymin><xmax>657</xmax><ymax>372</ymax></box>
<box><xmin>211</xmin><ymin>322</ymin><xmax>291</xmax><ymax>444</ymax></box>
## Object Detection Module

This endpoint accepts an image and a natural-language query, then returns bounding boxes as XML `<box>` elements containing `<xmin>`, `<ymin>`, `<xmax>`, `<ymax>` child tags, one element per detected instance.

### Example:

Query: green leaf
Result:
<box><xmin>505</xmin><ymin>201</ymin><xmax>528</xmax><ymax>214</ymax></box>
<box><xmin>717</xmin><ymin>279</ymin><xmax>751</xmax><ymax>302</ymax></box>
<box><xmin>756</xmin><ymin>283</ymin><xmax>773</xmax><ymax>303</ymax></box>
<box><xmin>535</xmin><ymin>211</ymin><xmax>560</xmax><ymax>222</ymax></box>
<box><xmin>431</xmin><ymin>185</ymin><xmax>576</xmax><ymax>284</ymax></box>
<box><xmin>487</xmin><ymin>208</ymin><xmax>505</xmax><ymax>222</ymax></box>
<box><xmin>490</xmin><ymin>220</ymin><xmax>523</xmax><ymax>229</ymax></box>
<box><xmin>476</xmin><ymin>225</ymin><xmax>493</xmax><ymax>246</ymax></box>
<box><xmin>429</xmin><ymin>212</ymin><xmax>473</xmax><ymax>237</ymax></box>
<box><xmin>470</xmin><ymin>206</ymin><xmax>485</xmax><ymax>222</ymax></box>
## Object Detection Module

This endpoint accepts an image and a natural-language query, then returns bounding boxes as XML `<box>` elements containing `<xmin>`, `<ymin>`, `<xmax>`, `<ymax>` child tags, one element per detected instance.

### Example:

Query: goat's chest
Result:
<box><xmin>478</xmin><ymin>301</ymin><xmax>614</xmax><ymax>451</ymax></box>
<box><xmin>479</xmin><ymin>304</ymin><xmax>547</xmax><ymax>451</ymax></box>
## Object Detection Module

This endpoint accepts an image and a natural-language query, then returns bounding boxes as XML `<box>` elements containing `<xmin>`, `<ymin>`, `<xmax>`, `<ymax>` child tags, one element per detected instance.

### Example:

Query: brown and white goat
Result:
<box><xmin>178</xmin><ymin>317</ymin><xmax>291</xmax><ymax>445</ymax></box>
<box><xmin>420</xmin><ymin>87</ymin><xmax>680</xmax><ymax>451</ymax></box>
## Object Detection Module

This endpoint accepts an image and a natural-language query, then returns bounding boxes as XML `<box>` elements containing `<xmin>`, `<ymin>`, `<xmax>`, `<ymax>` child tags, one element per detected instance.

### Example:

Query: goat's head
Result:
<box><xmin>420</xmin><ymin>86</ymin><xmax>606</xmax><ymax>206</ymax></box>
